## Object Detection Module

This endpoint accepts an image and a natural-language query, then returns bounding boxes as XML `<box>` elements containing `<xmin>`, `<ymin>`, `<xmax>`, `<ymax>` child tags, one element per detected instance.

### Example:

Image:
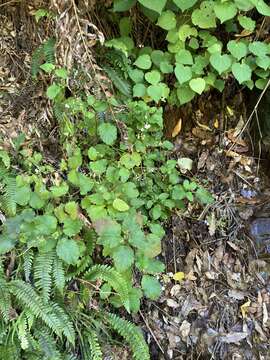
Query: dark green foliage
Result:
<box><xmin>31</xmin><ymin>38</ymin><xmax>56</xmax><ymax>78</ymax></box>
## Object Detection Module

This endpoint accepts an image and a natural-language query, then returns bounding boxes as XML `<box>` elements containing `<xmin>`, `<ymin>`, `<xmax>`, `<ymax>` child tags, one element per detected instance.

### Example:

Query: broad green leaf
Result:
<box><xmin>210</xmin><ymin>53</ymin><xmax>232</xmax><ymax>74</ymax></box>
<box><xmin>141</xmin><ymin>275</ymin><xmax>162</xmax><ymax>300</ymax></box>
<box><xmin>29</xmin><ymin>192</ymin><xmax>45</xmax><ymax>209</ymax></box>
<box><xmin>0</xmin><ymin>150</ymin><xmax>10</xmax><ymax>168</ymax></box>
<box><xmin>128</xmin><ymin>68</ymin><xmax>144</xmax><ymax>83</ymax></box>
<box><xmin>113</xmin><ymin>246</ymin><xmax>134</xmax><ymax>272</ymax></box>
<box><xmin>113</xmin><ymin>198</ymin><xmax>130</xmax><ymax>212</ymax></box>
<box><xmin>176</xmin><ymin>86</ymin><xmax>195</xmax><ymax>105</ymax></box>
<box><xmin>14</xmin><ymin>185</ymin><xmax>31</xmax><ymax>206</ymax></box>
<box><xmin>40</xmin><ymin>63</ymin><xmax>55</xmax><ymax>73</ymax></box>
<box><xmin>50</xmin><ymin>183</ymin><xmax>69</xmax><ymax>198</ymax></box>
<box><xmin>0</xmin><ymin>235</ymin><xmax>16</xmax><ymax>255</ymax></box>
<box><xmin>46</xmin><ymin>84</ymin><xmax>61</xmax><ymax>99</ymax></box>
<box><xmin>214</xmin><ymin>1</ymin><xmax>237</xmax><ymax>24</ymax></box>
<box><xmin>147</xmin><ymin>84</ymin><xmax>164</xmax><ymax>102</ymax></box>
<box><xmin>133</xmin><ymin>83</ymin><xmax>146</xmax><ymax>97</ymax></box>
<box><xmin>175</xmin><ymin>49</ymin><xmax>193</xmax><ymax>65</ymax></box>
<box><xmin>157</xmin><ymin>10</ymin><xmax>176</xmax><ymax>30</ymax></box>
<box><xmin>89</xmin><ymin>160</ymin><xmax>108</xmax><ymax>175</ymax></box>
<box><xmin>138</xmin><ymin>0</ymin><xmax>166</xmax><ymax>14</ymax></box>
<box><xmin>151</xmin><ymin>204</ymin><xmax>162</xmax><ymax>220</ymax></box>
<box><xmin>145</xmin><ymin>70</ymin><xmax>161</xmax><ymax>85</ymax></box>
<box><xmin>68</xmin><ymin>148</ymin><xmax>82</xmax><ymax>169</ymax></box>
<box><xmin>189</xmin><ymin>78</ymin><xmax>206</xmax><ymax>94</ymax></box>
<box><xmin>113</xmin><ymin>0</ymin><xmax>136</xmax><ymax>11</ymax></box>
<box><xmin>160</xmin><ymin>61</ymin><xmax>173</xmax><ymax>73</ymax></box>
<box><xmin>119</xmin><ymin>17</ymin><xmax>132</xmax><ymax>36</ymax></box>
<box><xmin>120</xmin><ymin>152</ymin><xmax>141</xmax><ymax>169</ymax></box>
<box><xmin>207</xmin><ymin>43</ymin><xmax>222</xmax><ymax>55</ymax></box>
<box><xmin>121</xmin><ymin>182</ymin><xmax>139</xmax><ymax>198</ymax></box>
<box><xmin>173</xmin><ymin>0</ymin><xmax>197</xmax><ymax>11</ymax></box>
<box><xmin>249</xmin><ymin>41</ymin><xmax>269</xmax><ymax>57</ymax></box>
<box><xmin>65</xmin><ymin>201</ymin><xmax>78</xmax><ymax>219</ymax></box>
<box><xmin>250</xmin><ymin>0</ymin><xmax>270</xmax><ymax>16</ymax></box>
<box><xmin>192</xmin><ymin>1</ymin><xmax>216</xmax><ymax>29</ymax></box>
<box><xmin>232</xmin><ymin>63</ymin><xmax>252</xmax><ymax>84</ymax></box>
<box><xmin>178</xmin><ymin>25</ymin><xmax>197</xmax><ymax>42</ymax></box>
<box><xmin>63</xmin><ymin>218</ymin><xmax>82</xmax><ymax>236</ymax></box>
<box><xmin>234</xmin><ymin>0</ymin><xmax>254</xmax><ymax>11</ymax></box>
<box><xmin>256</xmin><ymin>55</ymin><xmax>270</xmax><ymax>70</ymax></box>
<box><xmin>55</xmin><ymin>68</ymin><xmax>68</xmax><ymax>79</ymax></box>
<box><xmin>56</xmin><ymin>238</ymin><xmax>80</xmax><ymax>265</ymax></box>
<box><xmin>238</xmin><ymin>15</ymin><xmax>256</xmax><ymax>31</ymax></box>
<box><xmin>88</xmin><ymin>147</ymin><xmax>98</xmax><ymax>161</ymax></box>
<box><xmin>134</xmin><ymin>54</ymin><xmax>152</xmax><ymax>69</ymax></box>
<box><xmin>195</xmin><ymin>187</ymin><xmax>214</xmax><ymax>204</ymax></box>
<box><xmin>35</xmin><ymin>215</ymin><xmax>57</xmax><ymax>235</ymax></box>
<box><xmin>227</xmin><ymin>40</ymin><xmax>248</xmax><ymax>60</ymax></box>
<box><xmin>98</xmin><ymin>123</ymin><xmax>117</xmax><ymax>145</ymax></box>
<box><xmin>175</xmin><ymin>64</ymin><xmax>192</xmax><ymax>84</ymax></box>
<box><xmin>151</xmin><ymin>50</ymin><xmax>165</xmax><ymax>67</ymax></box>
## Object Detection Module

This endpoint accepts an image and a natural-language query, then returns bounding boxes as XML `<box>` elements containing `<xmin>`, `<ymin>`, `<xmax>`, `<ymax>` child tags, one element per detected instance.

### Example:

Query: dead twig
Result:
<box><xmin>139</xmin><ymin>310</ymin><xmax>165</xmax><ymax>355</ymax></box>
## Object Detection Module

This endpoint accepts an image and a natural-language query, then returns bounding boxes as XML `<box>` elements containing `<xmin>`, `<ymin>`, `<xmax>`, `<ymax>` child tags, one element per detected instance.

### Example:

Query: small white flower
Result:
<box><xmin>144</xmin><ymin>123</ymin><xmax>151</xmax><ymax>129</ymax></box>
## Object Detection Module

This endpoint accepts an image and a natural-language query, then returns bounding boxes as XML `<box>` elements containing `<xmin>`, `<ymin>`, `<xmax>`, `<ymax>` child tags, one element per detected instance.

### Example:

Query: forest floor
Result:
<box><xmin>1</xmin><ymin>2</ymin><xmax>270</xmax><ymax>359</ymax></box>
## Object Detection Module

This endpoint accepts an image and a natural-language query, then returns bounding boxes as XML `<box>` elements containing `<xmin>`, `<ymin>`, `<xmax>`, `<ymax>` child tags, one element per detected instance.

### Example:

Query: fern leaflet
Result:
<box><xmin>34</xmin><ymin>251</ymin><xmax>54</xmax><ymax>302</ymax></box>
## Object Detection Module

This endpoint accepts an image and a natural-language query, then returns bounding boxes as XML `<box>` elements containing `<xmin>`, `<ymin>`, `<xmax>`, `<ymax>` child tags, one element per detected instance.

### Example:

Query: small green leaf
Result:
<box><xmin>46</xmin><ymin>84</ymin><xmax>61</xmax><ymax>99</ymax></box>
<box><xmin>113</xmin><ymin>246</ymin><xmax>134</xmax><ymax>272</ymax></box>
<box><xmin>175</xmin><ymin>49</ymin><xmax>193</xmax><ymax>65</ymax></box>
<box><xmin>175</xmin><ymin>64</ymin><xmax>192</xmax><ymax>84</ymax></box>
<box><xmin>147</xmin><ymin>84</ymin><xmax>163</xmax><ymax>102</ymax></box>
<box><xmin>214</xmin><ymin>1</ymin><xmax>237</xmax><ymax>23</ymax></box>
<box><xmin>157</xmin><ymin>10</ymin><xmax>176</xmax><ymax>30</ymax></box>
<box><xmin>40</xmin><ymin>63</ymin><xmax>55</xmax><ymax>73</ymax></box>
<box><xmin>227</xmin><ymin>40</ymin><xmax>248</xmax><ymax>60</ymax></box>
<box><xmin>145</xmin><ymin>70</ymin><xmax>161</xmax><ymax>85</ymax></box>
<box><xmin>120</xmin><ymin>153</ymin><xmax>141</xmax><ymax>169</ymax></box>
<box><xmin>192</xmin><ymin>1</ymin><xmax>216</xmax><ymax>29</ymax></box>
<box><xmin>195</xmin><ymin>187</ymin><xmax>214</xmax><ymax>204</ymax></box>
<box><xmin>133</xmin><ymin>83</ymin><xmax>146</xmax><ymax>97</ymax></box>
<box><xmin>134</xmin><ymin>54</ymin><xmax>152</xmax><ymax>69</ymax></box>
<box><xmin>189</xmin><ymin>78</ymin><xmax>206</xmax><ymax>94</ymax></box>
<box><xmin>113</xmin><ymin>198</ymin><xmax>130</xmax><ymax>212</ymax></box>
<box><xmin>56</xmin><ymin>238</ymin><xmax>80</xmax><ymax>265</ymax></box>
<box><xmin>113</xmin><ymin>0</ymin><xmax>136</xmax><ymax>11</ymax></box>
<box><xmin>249</xmin><ymin>41</ymin><xmax>269</xmax><ymax>57</ymax></box>
<box><xmin>178</xmin><ymin>24</ymin><xmax>197</xmax><ymax>42</ymax></box>
<box><xmin>151</xmin><ymin>205</ymin><xmax>162</xmax><ymax>220</ymax></box>
<box><xmin>238</xmin><ymin>15</ymin><xmax>256</xmax><ymax>31</ymax></box>
<box><xmin>173</xmin><ymin>0</ymin><xmax>198</xmax><ymax>11</ymax></box>
<box><xmin>50</xmin><ymin>183</ymin><xmax>69</xmax><ymax>198</ymax></box>
<box><xmin>141</xmin><ymin>275</ymin><xmax>162</xmax><ymax>300</ymax></box>
<box><xmin>138</xmin><ymin>0</ymin><xmax>166</xmax><ymax>14</ymax></box>
<box><xmin>210</xmin><ymin>53</ymin><xmax>232</xmax><ymax>74</ymax></box>
<box><xmin>256</xmin><ymin>55</ymin><xmax>270</xmax><ymax>70</ymax></box>
<box><xmin>232</xmin><ymin>63</ymin><xmax>252</xmax><ymax>84</ymax></box>
<box><xmin>160</xmin><ymin>61</ymin><xmax>173</xmax><ymax>73</ymax></box>
<box><xmin>55</xmin><ymin>68</ymin><xmax>68</xmax><ymax>79</ymax></box>
<box><xmin>252</xmin><ymin>0</ymin><xmax>270</xmax><ymax>16</ymax></box>
<box><xmin>176</xmin><ymin>86</ymin><xmax>195</xmax><ymax>105</ymax></box>
<box><xmin>63</xmin><ymin>218</ymin><xmax>82</xmax><ymax>236</ymax></box>
<box><xmin>128</xmin><ymin>68</ymin><xmax>145</xmax><ymax>83</ymax></box>
<box><xmin>98</xmin><ymin>123</ymin><xmax>117</xmax><ymax>145</ymax></box>
<box><xmin>89</xmin><ymin>160</ymin><xmax>108</xmax><ymax>175</ymax></box>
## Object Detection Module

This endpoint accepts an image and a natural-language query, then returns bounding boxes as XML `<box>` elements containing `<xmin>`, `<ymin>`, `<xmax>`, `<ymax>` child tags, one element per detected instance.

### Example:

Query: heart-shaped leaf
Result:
<box><xmin>175</xmin><ymin>64</ymin><xmax>192</xmax><ymax>84</ymax></box>
<box><xmin>138</xmin><ymin>0</ymin><xmax>166</xmax><ymax>14</ymax></box>
<box><xmin>147</xmin><ymin>84</ymin><xmax>164</xmax><ymax>102</ymax></box>
<box><xmin>145</xmin><ymin>70</ymin><xmax>161</xmax><ymax>85</ymax></box>
<box><xmin>189</xmin><ymin>78</ymin><xmax>206</xmax><ymax>94</ymax></box>
<box><xmin>157</xmin><ymin>10</ymin><xmax>176</xmax><ymax>30</ymax></box>
<box><xmin>210</xmin><ymin>53</ymin><xmax>232</xmax><ymax>74</ymax></box>
<box><xmin>232</xmin><ymin>63</ymin><xmax>252</xmax><ymax>84</ymax></box>
<box><xmin>133</xmin><ymin>83</ymin><xmax>146</xmax><ymax>97</ymax></box>
<box><xmin>227</xmin><ymin>40</ymin><xmax>248</xmax><ymax>60</ymax></box>
<box><xmin>177</xmin><ymin>86</ymin><xmax>195</xmax><ymax>105</ymax></box>
<box><xmin>134</xmin><ymin>54</ymin><xmax>152</xmax><ymax>69</ymax></box>
<box><xmin>192</xmin><ymin>1</ymin><xmax>216</xmax><ymax>29</ymax></box>
<box><xmin>173</xmin><ymin>0</ymin><xmax>198</xmax><ymax>11</ymax></box>
<box><xmin>214</xmin><ymin>1</ymin><xmax>237</xmax><ymax>23</ymax></box>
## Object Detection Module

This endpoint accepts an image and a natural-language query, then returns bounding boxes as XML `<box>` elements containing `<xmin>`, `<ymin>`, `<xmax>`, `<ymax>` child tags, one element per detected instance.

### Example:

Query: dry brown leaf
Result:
<box><xmin>171</xmin><ymin>118</ymin><xmax>182</xmax><ymax>138</ymax></box>
<box><xmin>240</xmin><ymin>300</ymin><xmax>251</xmax><ymax>318</ymax></box>
<box><xmin>179</xmin><ymin>320</ymin><xmax>191</xmax><ymax>340</ymax></box>
<box><xmin>219</xmin><ymin>332</ymin><xmax>248</xmax><ymax>343</ymax></box>
<box><xmin>226</xmin><ymin>129</ymin><xmax>247</xmax><ymax>147</ymax></box>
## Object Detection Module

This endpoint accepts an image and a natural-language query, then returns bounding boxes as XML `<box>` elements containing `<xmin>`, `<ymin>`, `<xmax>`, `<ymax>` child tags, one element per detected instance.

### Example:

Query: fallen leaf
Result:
<box><xmin>219</xmin><ymin>332</ymin><xmax>248</xmax><ymax>343</ymax></box>
<box><xmin>206</xmin><ymin>212</ymin><xmax>216</xmax><ymax>236</ymax></box>
<box><xmin>166</xmin><ymin>299</ymin><xmax>179</xmax><ymax>308</ymax></box>
<box><xmin>178</xmin><ymin>157</ymin><xmax>193</xmax><ymax>173</ymax></box>
<box><xmin>240</xmin><ymin>299</ymin><xmax>251</xmax><ymax>318</ymax></box>
<box><xmin>179</xmin><ymin>320</ymin><xmax>191</xmax><ymax>339</ymax></box>
<box><xmin>226</xmin><ymin>129</ymin><xmax>247</xmax><ymax>147</ymax></box>
<box><xmin>173</xmin><ymin>272</ymin><xmax>185</xmax><ymax>282</ymax></box>
<box><xmin>172</xmin><ymin>118</ymin><xmax>182</xmax><ymax>138</ymax></box>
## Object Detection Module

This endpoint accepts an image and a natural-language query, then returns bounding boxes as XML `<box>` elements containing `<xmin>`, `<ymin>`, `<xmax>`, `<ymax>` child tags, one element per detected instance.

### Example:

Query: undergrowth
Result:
<box><xmin>1</xmin><ymin>0</ymin><xmax>269</xmax><ymax>358</ymax></box>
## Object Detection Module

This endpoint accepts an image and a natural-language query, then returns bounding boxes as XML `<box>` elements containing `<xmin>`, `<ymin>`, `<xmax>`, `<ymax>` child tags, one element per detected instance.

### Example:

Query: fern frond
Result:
<box><xmin>84</xmin><ymin>265</ymin><xmax>130</xmax><ymax>312</ymax></box>
<box><xmin>35</xmin><ymin>328</ymin><xmax>62</xmax><ymax>360</ymax></box>
<box><xmin>9</xmin><ymin>280</ymin><xmax>73</xmax><ymax>342</ymax></box>
<box><xmin>106</xmin><ymin>313</ymin><xmax>150</xmax><ymax>360</ymax></box>
<box><xmin>31</xmin><ymin>38</ymin><xmax>56</xmax><ymax>78</ymax></box>
<box><xmin>0</xmin><ymin>177</ymin><xmax>16</xmax><ymax>216</ymax></box>
<box><xmin>53</xmin><ymin>256</ymin><xmax>65</xmax><ymax>294</ymax></box>
<box><xmin>51</xmin><ymin>303</ymin><xmax>75</xmax><ymax>345</ymax></box>
<box><xmin>0</xmin><ymin>340</ymin><xmax>21</xmax><ymax>360</ymax></box>
<box><xmin>103</xmin><ymin>65</ymin><xmax>132</xmax><ymax>97</ymax></box>
<box><xmin>86</xmin><ymin>330</ymin><xmax>102</xmax><ymax>360</ymax></box>
<box><xmin>34</xmin><ymin>251</ymin><xmax>54</xmax><ymax>302</ymax></box>
<box><xmin>66</xmin><ymin>255</ymin><xmax>92</xmax><ymax>282</ymax></box>
<box><xmin>0</xmin><ymin>277</ymin><xmax>11</xmax><ymax>322</ymax></box>
<box><xmin>17</xmin><ymin>314</ymin><xmax>29</xmax><ymax>350</ymax></box>
<box><xmin>23</xmin><ymin>249</ymin><xmax>34</xmax><ymax>282</ymax></box>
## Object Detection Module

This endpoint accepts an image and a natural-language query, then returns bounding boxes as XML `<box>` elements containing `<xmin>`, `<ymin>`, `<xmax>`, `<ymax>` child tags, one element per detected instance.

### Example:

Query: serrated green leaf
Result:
<box><xmin>177</xmin><ymin>86</ymin><xmax>195</xmax><ymax>105</ymax></box>
<box><xmin>175</xmin><ymin>64</ymin><xmax>192</xmax><ymax>84</ymax></box>
<box><xmin>238</xmin><ymin>15</ymin><xmax>256</xmax><ymax>31</ymax></box>
<box><xmin>175</xmin><ymin>49</ymin><xmax>193</xmax><ymax>65</ymax></box>
<box><xmin>46</xmin><ymin>84</ymin><xmax>61</xmax><ymax>99</ymax></box>
<box><xmin>249</xmin><ymin>41</ymin><xmax>269</xmax><ymax>57</ymax></box>
<box><xmin>113</xmin><ymin>198</ymin><xmax>130</xmax><ymax>212</ymax></box>
<box><xmin>113</xmin><ymin>246</ymin><xmax>134</xmax><ymax>272</ymax></box>
<box><xmin>192</xmin><ymin>1</ymin><xmax>216</xmax><ymax>29</ymax></box>
<box><xmin>56</xmin><ymin>238</ymin><xmax>80</xmax><ymax>265</ymax></box>
<box><xmin>141</xmin><ymin>275</ymin><xmax>162</xmax><ymax>300</ymax></box>
<box><xmin>98</xmin><ymin>123</ymin><xmax>117</xmax><ymax>145</ymax></box>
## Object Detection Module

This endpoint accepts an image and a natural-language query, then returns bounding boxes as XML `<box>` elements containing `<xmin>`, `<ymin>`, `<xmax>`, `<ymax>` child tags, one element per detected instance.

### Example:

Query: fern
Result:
<box><xmin>86</xmin><ymin>330</ymin><xmax>103</xmax><ymax>360</ymax></box>
<box><xmin>0</xmin><ymin>276</ymin><xmax>11</xmax><ymax>323</ymax></box>
<box><xmin>84</xmin><ymin>265</ymin><xmax>130</xmax><ymax>312</ymax></box>
<box><xmin>9</xmin><ymin>280</ymin><xmax>74</xmax><ymax>343</ymax></box>
<box><xmin>31</xmin><ymin>38</ymin><xmax>56</xmax><ymax>78</ymax></box>
<box><xmin>17</xmin><ymin>314</ymin><xmax>29</xmax><ymax>350</ymax></box>
<box><xmin>23</xmin><ymin>249</ymin><xmax>34</xmax><ymax>282</ymax></box>
<box><xmin>34</xmin><ymin>251</ymin><xmax>54</xmax><ymax>302</ymax></box>
<box><xmin>106</xmin><ymin>313</ymin><xmax>150</xmax><ymax>360</ymax></box>
<box><xmin>35</xmin><ymin>328</ymin><xmax>62</xmax><ymax>360</ymax></box>
<box><xmin>103</xmin><ymin>64</ymin><xmax>132</xmax><ymax>97</ymax></box>
<box><xmin>0</xmin><ymin>177</ymin><xmax>16</xmax><ymax>216</ymax></box>
<box><xmin>53</xmin><ymin>256</ymin><xmax>65</xmax><ymax>294</ymax></box>
<box><xmin>0</xmin><ymin>340</ymin><xmax>21</xmax><ymax>360</ymax></box>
